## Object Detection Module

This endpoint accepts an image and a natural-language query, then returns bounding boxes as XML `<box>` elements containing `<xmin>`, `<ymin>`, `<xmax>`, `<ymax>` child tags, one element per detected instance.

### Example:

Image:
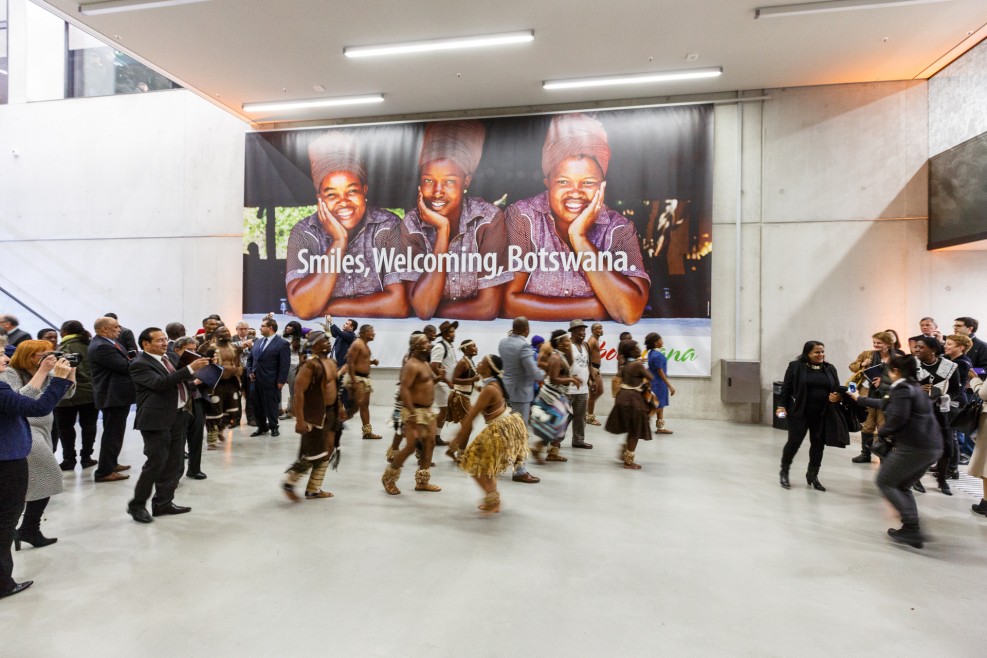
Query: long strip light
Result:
<box><xmin>344</xmin><ymin>30</ymin><xmax>534</xmax><ymax>59</ymax></box>
<box><xmin>79</xmin><ymin>0</ymin><xmax>210</xmax><ymax>15</ymax></box>
<box><xmin>242</xmin><ymin>94</ymin><xmax>385</xmax><ymax>114</ymax></box>
<box><xmin>754</xmin><ymin>0</ymin><xmax>951</xmax><ymax>19</ymax></box>
<box><xmin>543</xmin><ymin>67</ymin><xmax>723</xmax><ymax>91</ymax></box>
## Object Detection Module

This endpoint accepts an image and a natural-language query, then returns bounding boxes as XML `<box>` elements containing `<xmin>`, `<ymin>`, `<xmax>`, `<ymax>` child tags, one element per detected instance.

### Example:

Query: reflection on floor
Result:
<box><xmin>2</xmin><ymin>409</ymin><xmax>984</xmax><ymax>657</ymax></box>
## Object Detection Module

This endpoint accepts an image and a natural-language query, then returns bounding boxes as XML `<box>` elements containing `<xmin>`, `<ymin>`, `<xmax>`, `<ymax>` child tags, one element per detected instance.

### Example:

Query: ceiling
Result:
<box><xmin>35</xmin><ymin>0</ymin><xmax>987</xmax><ymax>129</ymax></box>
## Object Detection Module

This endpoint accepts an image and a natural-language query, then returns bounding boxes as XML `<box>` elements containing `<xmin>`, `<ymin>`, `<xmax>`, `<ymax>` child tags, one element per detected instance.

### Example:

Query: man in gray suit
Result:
<box><xmin>498</xmin><ymin>316</ymin><xmax>543</xmax><ymax>484</ymax></box>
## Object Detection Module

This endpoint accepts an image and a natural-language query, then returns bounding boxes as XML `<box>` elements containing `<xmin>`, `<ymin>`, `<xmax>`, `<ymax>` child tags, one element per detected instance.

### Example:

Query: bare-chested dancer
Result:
<box><xmin>282</xmin><ymin>331</ymin><xmax>344</xmax><ymax>501</ymax></box>
<box><xmin>586</xmin><ymin>323</ymin><xmax>604</xmax><ymax>426</ymax></box>
<box><xmin>346</xmin><ymin>324</ymin><xmax>380</xmax><ymax>440</ymax></box>
<box><xmin>382</xmin><ymin>334</ymin><xmax>444</xmax><ymax>494</ymax></box>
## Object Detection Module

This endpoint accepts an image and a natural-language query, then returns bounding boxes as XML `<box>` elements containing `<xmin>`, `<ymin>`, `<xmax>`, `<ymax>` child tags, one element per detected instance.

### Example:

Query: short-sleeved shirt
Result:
<box><xmin>431</xmin><ymin>339</ymin><xmax>458</xmax><ymax>382</ymax></box>
<box><xmin>285</xmin><ymin>207</ymin><xmax>402</xmax><ymax>299</ymax></box>
<box><xmin>505</xmin><ymin>191</ymin><xmax>649</xmax><ymax>298</ymax></box>
<box><xmin>399</xmin><ymin>196</ymin><xmax>512</xmax><ymax>301</ymax></box>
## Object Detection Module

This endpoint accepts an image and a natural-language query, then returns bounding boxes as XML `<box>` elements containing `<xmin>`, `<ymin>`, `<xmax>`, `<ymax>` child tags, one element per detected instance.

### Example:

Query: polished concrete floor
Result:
<box><xmin>2</xmin><ymin>406</ymin><xmax>984</xmax><ymax>657</ymax></box>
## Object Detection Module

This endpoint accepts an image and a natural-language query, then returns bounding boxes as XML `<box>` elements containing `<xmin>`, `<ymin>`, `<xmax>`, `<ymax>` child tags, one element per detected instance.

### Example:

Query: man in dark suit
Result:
<box><xmin>88</xmin><ymin>316</ymin><xmax>136</xmax><ymax>483</ymax></box>
<box><xmin>126</xmin><ymin>328</ymin><xmax>209</xmax><ymax>523</ymax></box>
<box><xmin>327</xmin><ymin>315</ymin><xmax>357</xmax><ymax>367</ymax></box>
<box><xmin>954</xmin><ymin>317</ymin><xmax>987</xmax><ymax>368</ymax></box>
<box><xmin>247</xmin><ymin>316</ymin><xmax>291</xmax><ymax>437</ymax></box>
<box><xmin>0</xmin><ymin>315</ymin><xmax>30</xmax><ymax>347</ymax></box>
<box><xmin>105</xmin><ymin>313</ymin><xmax>138</xmax><ymax>356</ymax></box>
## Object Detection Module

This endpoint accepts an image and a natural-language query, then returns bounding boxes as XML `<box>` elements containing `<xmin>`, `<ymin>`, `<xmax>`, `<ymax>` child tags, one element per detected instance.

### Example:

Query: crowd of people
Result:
<box><xmin>775</xmin><ymin>316</ymin><xmax>987</xmax><ymax>549</ymax></box>
<box><xmin>0</xmin><ymin>311</ymin><xmax>674</xmax><ymax>599</ymax></box>
<box><xmin>4</xmin><ymin>309</ymin><xmax>985</xmax><ymax>600</ymax></box>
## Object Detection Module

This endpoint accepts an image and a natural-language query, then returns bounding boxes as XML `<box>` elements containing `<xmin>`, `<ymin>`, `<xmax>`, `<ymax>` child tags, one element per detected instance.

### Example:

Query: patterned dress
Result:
<box><xmin>0</xmin><ymin>369</ymin><xmax>74</xmax><ymax>501</ymax></box>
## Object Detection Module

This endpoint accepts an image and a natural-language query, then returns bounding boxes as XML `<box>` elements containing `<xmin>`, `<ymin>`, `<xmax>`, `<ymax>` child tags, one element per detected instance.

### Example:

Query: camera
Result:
<box><xmin>52</xmin><ymin>351</ymin><xmax>80</xmax><ymax>367</ymax></box>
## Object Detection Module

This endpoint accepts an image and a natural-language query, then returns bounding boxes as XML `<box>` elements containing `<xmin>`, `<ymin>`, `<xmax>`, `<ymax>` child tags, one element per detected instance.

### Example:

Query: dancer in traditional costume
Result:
<box><xmin>454</xmin><ymin>355</ymin><xmax>529</xmax><ymax>514</ymax></box>
<box><xmin>605</xmin><ymin>340</ymin><xmax>653</xmax><ymax>469</ymax></box>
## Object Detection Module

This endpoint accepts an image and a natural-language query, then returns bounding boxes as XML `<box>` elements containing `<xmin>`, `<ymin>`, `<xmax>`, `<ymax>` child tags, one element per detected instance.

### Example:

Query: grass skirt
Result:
<box><xmin>459</xmin><ymin>412</ymin><xmax>530</xmax><ymax>478</ymax></box>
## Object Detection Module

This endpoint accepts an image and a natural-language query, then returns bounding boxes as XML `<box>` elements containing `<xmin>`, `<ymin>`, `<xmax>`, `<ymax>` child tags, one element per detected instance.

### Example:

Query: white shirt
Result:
<box><xmin>568</xmin><ymin>342</ymin><xmax>590</xmax><ymax>395</ymax></box>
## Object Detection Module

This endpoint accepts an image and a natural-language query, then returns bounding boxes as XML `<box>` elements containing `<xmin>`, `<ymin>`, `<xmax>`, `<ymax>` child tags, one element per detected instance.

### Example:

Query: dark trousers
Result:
<box><xmin>253</xmin><ymin>381</ymin><xmax>280</xmax><ymax>432</ymax></box>
<box><xmin>54</xmin><ymin>403</ymin><xmax>99</xmax><ymax>463</ymax></box>
<box><xmin>781</xmin><ymin>412</ymin><xmax>825</xmax><ymax>471</ymax></box>
<box><xmin>133</xmin><ymin>410</ymin><xmax>189</xmax><ymax>507</ymax></box>
<box><xmin>19</xmin><ymin>498</ymin><xmax>49</xmax><ymax>533</ymax></box>
<box><xmin>933</xmin><ymin>412</ymin><xmax>957</xmax><ymax>477</ymax></box>
<box><xmin>877</xmin><ymin>444</ymin><xmax>942</xmax><ymax>526</ymax></box>
<box><xmin>185</xmin><ymin>399</ymin><xmax>206</xmax><ymax>475</ymax></box>
<box><xmin>0</xmin><ymin>459</ymin><xmax>29</xmax><ymax>593</ymax></box>
<box><xmin>240</xmin><ymin>372</ymin><xmax>255</xmax><ymax>424</ymax></box>
<box><xmin>95</xmin><ymin>405</ymin><xmax>130</xmax><ymax>478</ymax></box>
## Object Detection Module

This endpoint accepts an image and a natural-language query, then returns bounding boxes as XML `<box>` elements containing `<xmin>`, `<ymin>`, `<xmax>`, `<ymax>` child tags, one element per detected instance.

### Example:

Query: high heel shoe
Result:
<box><xmin>14</xmin><ymin>529</ymin><xmax>58</xmax><ymax>551</ymax></box>
<box><xmin>806</xmin><ymin>471</ymin><xmax>826</xmax><ymax>492</ymax></box>
<box><xmin>779</xmin><ymin>466</ymin><xmax>790</xmax><ymax>489</ymax></box>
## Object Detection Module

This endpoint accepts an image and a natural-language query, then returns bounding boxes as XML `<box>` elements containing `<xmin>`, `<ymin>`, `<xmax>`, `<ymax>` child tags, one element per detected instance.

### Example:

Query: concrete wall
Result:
<box><xmin>929</xmin><ymin>37</ymin><xmax>987</xmax><ymax>157</ymax></box>
<box><xmin>0</xmin><ymin>89</ymin><xmax>247</xmax><ymax>334</ymax></box>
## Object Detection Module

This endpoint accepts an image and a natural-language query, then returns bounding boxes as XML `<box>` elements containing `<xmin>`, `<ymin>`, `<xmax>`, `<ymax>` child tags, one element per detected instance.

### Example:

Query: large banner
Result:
<box><xmin>243</xmin><ymin>106</ymin><xmax>713</xmax><ymax>375</ymax></box>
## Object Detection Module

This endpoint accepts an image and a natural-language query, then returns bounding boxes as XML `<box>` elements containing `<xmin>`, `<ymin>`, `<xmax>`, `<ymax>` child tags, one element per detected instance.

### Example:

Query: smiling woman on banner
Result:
<box><xmin>399</xmin><ymin>120</ymin><xmax>512</xmax><ymax>321</ymax></box>
<box><xmin>503</xmin><ymin>113</ymin><xmax>650</xmax><ymax>324</ymax></box>
<box><xmin>285</xmin><ymin>131</ymin><xmax>407</xmax><ymax>320</ymax></box>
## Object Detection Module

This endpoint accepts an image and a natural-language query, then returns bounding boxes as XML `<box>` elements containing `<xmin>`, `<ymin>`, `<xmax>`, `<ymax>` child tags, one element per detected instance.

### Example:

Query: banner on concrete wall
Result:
<box><xmin>243</xmin><ymin>106</ymin><xmax>713</xmax><ymax>376</ymax></box>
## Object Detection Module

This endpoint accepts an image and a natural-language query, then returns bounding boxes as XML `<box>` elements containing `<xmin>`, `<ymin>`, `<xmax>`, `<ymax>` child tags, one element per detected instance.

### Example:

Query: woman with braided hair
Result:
<box><xmin>454</xmin><ymin>354</ymin><xmax>529</xmax><ymax>514</ymax></box>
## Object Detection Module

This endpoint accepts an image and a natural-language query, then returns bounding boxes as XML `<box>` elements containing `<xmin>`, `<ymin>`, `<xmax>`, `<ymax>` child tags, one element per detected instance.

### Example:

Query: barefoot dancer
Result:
<box><xmin>454</xmin><ymin>355</ymin><xmax>529</xmax><ymax>514</ymax></box>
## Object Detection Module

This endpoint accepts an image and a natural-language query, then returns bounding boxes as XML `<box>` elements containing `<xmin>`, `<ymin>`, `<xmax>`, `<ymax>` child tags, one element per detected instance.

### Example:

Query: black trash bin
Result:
<box><xmin>772</xmin><ymin>381</ymin><xmax>789</xmax><ymax>431</ymax></box>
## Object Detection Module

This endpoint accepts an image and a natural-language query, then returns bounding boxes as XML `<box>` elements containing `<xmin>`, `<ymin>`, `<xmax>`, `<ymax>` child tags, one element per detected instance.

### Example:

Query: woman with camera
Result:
<box><xmin>0</xmin><ymin>341</ymin><xmax>77</xmax><ymax>553</ymax></box>
<box><xmin>849</xmin><ymin>355</ymin><xmax>941</xmax><ymax>548</ymax></box>
<box><xmin>1</xmin><ymin>348</ymin><xmax>74</xmax><ymax>599</ymax></box>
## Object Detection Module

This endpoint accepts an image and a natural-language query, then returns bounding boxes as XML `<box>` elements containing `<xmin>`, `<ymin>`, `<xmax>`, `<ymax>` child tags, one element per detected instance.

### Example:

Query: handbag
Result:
<box><xmin>950</xmin><ymin>398</ymin><xmax>983</xmax><ymax>435</ymax></box>
<box><xmin>871</xmin><ymin>435</ymin><xmax>893</xmax><ymax>458</ymax></box>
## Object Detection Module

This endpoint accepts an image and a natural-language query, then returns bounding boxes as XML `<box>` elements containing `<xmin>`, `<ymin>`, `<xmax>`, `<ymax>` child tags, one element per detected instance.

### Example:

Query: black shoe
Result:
<box><xmin>947</xmin><ymin>468</ymin><xmax>959</xmax><ymax>480</ymax></box>
<box><xmin>937</xmin><ymin>479</ymin><xmax>952</xmax><ymax>496</ymax></box>
<box><xmin>779</xmin><ymin>467</ymin><xmax>790</xmax><ymax>489</ymax></box>
<box><xmin>247</xmin><ymin>420</ymin><xmax>257</xmax><ymax>427</ymax></box>
<box><xmin>250</xmin><ymin>429</ymin><xmax>269</xmax><ymax>437</ymax></box>
<box><xmin>912</xmin><ymin>480</ymin><xmax>926</xmax><ymax>493</ymax></box>
<box><xmin>851</xmin><ymin>453</ymin><xmax>871</xmax><ymax>463</ymax></box>
<box><xmin>972</xmin><ymin>499</ymin><xmax>987</xmax><ymax>516</ymax></box>
<box><xmin>888</xmin><ymin>525</ymin><xmax>923</xmax><ymax>549</ymax></box>
<box><xmin>14</xmin><ymin>529</ymin><xmax>57</xmax><ymax>551</ymax></box>
<box><xmin>0</xmin><ymin>581</ymin><xmax>33</xmax><ymax>599</ymax></box>
<box><xmin>271</xmin><ymin>429</ymin><xmax>280</xmax><ymax>437</ymax></box>
<box><xmin>152</xmin><ymin>502</ymin><xmax>192</xmax><ymax>517</ymax></box>
<box><xmin>572</xmin><ymin>442</ymin><xmax>594</xmax><ymax>449</ymax></box>
<box><xmin>806</xmin><ymin>472</ymin><xmax>826</xmax><ymax>492</ymax></box>
<box><xmin>186</xmin><ymin>471</ymin><xmax>207</xmax><ymax>480</ymax></box>
<box><xmin>127</xmin><ymin>502</ymin><xmax>153</xmax><ymax>524</ymax></box>
<box><xmin>59</xmin><ymin>460</ymin><xmax>77</xmax><ymax>471</ymax></box>
<box><xmin>80</xmin><ymin>458</ymin><xmax>97</xmax><ymax>469</ymax></box>
<box><xmin>434</xmin><ymin>437</ymin><xmax>448</xmax><ymax>446</ymax></box>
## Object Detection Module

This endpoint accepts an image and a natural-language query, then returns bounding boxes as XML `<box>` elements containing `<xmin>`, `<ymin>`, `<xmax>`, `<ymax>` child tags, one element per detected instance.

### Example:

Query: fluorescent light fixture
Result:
<box><xmin>242</xmin><ymin>94</ymin><xmax>385</xmax><ymax>113</ymax></box>
<box><xmin>344</xmin><ymin>30</ymin><xmax>534</xmax><ymax>59</ymax></box>
<box><xmin>543</xmin><ymin>67</ymin><xmax>723</xmax><ymax>91</ymax></box>
<box><xmin>754</xmin><ymin>0</ymin><xmax>951</xmax><ymax>19</ymax></box>
<box><xmin>79</xmin><ymin>0</ymin><xmax>210</xmax><ymax>16</ymax></box>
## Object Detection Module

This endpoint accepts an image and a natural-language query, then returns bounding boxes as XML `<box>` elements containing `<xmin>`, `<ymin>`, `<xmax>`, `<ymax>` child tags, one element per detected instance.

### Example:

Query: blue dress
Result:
<box><xmin>647</xmin><ymin>349</ymin><xmax>670</xmax><ymax>408</ymax></box>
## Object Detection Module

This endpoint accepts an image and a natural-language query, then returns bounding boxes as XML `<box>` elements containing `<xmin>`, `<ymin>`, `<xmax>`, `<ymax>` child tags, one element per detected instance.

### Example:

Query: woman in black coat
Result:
<box><xmin>849</xmin><ymin>355</ymin><xmax>942</xmax><ymax>549</ymax></box>
<box><xmin>776</xmin><ymin>341</ymin><xmax>842</xmax><ymax>491</ymax></box>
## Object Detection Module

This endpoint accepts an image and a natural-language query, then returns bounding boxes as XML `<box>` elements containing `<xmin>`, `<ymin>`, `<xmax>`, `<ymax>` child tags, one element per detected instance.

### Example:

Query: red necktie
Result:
<box><xmin>161</xmin><ymin>357</ymin><xmax>188</xmax><ymax>405</ymax></box>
